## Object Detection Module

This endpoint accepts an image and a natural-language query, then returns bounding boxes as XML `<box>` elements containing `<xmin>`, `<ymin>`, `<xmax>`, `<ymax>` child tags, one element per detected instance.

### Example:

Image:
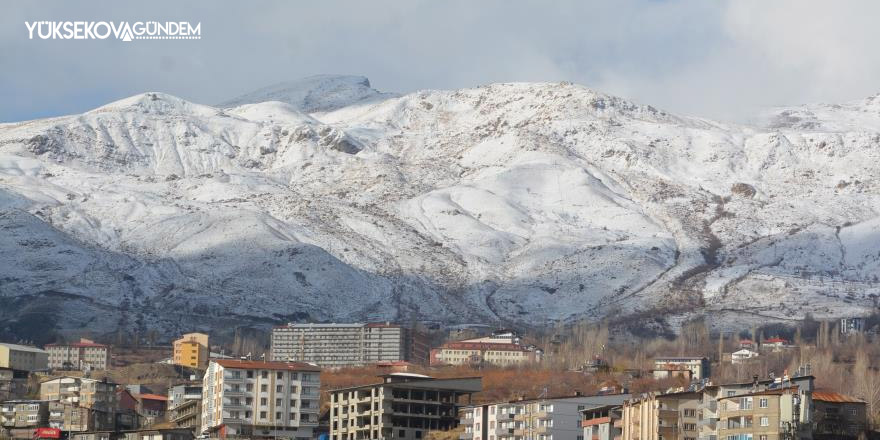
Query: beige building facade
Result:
<box><xmin>201</xmin><ymin>360</ymin><xmax>321</xmax><ymax>439</ymax></box>
<box><xmin>173</xmin><ymin>333</ymin><xmax>209</xmax><ymax>370</ymax></box>
<box><xmin>0</xmin><ymin>343</ymin><xmax>48</xmax><ymax>371</ymax></box>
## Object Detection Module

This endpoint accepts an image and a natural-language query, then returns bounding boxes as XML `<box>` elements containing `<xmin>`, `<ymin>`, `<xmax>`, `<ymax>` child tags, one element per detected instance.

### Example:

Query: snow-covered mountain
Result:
<box><xmin>1</xmin><ymin>75</ymin><xmax>878</xmax><ymax>339</ymax></box>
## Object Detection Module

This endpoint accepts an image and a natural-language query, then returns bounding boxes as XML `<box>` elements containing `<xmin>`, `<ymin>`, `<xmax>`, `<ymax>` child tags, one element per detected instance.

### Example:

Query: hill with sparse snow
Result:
<box><xmin>1</xmin><ymin>75</ymin><xmax>878</xmax><ymax>340</ymax></box>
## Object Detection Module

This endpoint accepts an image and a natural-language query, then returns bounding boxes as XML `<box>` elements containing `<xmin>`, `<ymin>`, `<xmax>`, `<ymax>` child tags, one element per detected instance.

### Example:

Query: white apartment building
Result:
<box><xmin>652</xmin><ymin>357</ymin><xmax>709</xmax><ymax>380</ymax></box>
<box><xmin>200</xmin><ymin>359</ymin><xmax>321</xmax><ymax>439</ymax></box>
<box><xmin>271</xmin><ymin>323</ymin><xmax>427</xmax><ymax>367</ymax></box>
<box><xmin>460</xmin><ymin>393</ymin><xmax>630</xmax><ymax>440</ymax></box>
<box><xmin>45</xmin><ymin>338</ymin><xmax>112</xmax><ymax>370</ymax></box>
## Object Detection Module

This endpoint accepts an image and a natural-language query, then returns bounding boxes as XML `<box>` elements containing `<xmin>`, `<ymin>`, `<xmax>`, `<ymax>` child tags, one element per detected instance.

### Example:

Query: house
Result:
<box><xmin>761</xmin><ymin>337</ymin><xmax>790</xmax><ymax>351</ymax></box>
<box><xmin>739</xmin><ymin>339</ymin><xmax>756</xmax><ymax>350</ymax></box>
<box><xmin>812</xmin><ymin>389</ymin><xmax>868</xmax><ymax>439</ymax></box>
<box><xmin>200</xmin><ymin>359</ymin><xmax>321</xmax><ymax>439</ymax></box>
<box><xmin>731</xmin><ymin>349</ymin><xmax>760</xmax><ymax>364</ymax></box>
<box><xmin>461</xmin><ymin>393</ymin><xmax>629</xmax><ymax>440</ymax></box>
<box><xmin>0</xmin><ymin>343</ymin><xmax>49</xmax><ymax>372</ymax></box>
<box><xmin>652</xmin><ymin>357</ymin><xmax>709</xmax><ymax>380</ymax></box>
<box><xmin>44</xmin><ymin>338</ymin><xmax>112</xmax><ymax>371</ymax></box>
<box><xmin>133</xmin><ymin>393</ymin><xmax>168</xmax><ymax>424</ymax></box>
<box><xmin>330</xmin><ymin>373</ymin><xmax>481</xmax><ymax>440</ymax></box>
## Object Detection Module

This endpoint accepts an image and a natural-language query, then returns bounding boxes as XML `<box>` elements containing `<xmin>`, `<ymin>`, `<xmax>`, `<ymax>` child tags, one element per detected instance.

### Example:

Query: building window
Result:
<box><xmin>261</xmin><ymin>371</ymin><xmax>268</xmax><ymax>379</ymax></box>
<box><xmin>261</xmin><ymin>384</ymin><xmax>268</xmax><ymax>392</ymax></box>
<box><xmin>849</xmin><ymin>408</ymin><xmax>857</xmax><ymax>416</ymax></box>
<box><xmin>260</xmin><ymin>411</ymin><xmax>267</xmax><ymax>419</ymax></box>
<box><xmin>261</xmin><ymin>398</ymin><xmax>268</xmax><ymax>406</ymax></box>
<box><xmin>277</xmin><ymin>372</ymin><xmax>283</xmax><ymax>380</ymax></box>
<box><xmin>759</xmin><ymin>398</ymin><xmax>768</xmax><ymax>408</ymax></box>
<box><xmin>760</xmin><ymin>416</ymin><xmax>769</xmax><ymax>427</ymax></box>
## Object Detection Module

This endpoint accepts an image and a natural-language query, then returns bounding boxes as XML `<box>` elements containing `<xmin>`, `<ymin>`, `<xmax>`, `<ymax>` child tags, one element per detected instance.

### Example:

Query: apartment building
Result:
<box><xmin>0</xmin><ymin>367</ymin><xmax>29</xmax><ymax>401</ymax></box>
<box><xmin>652</xmin><ymin>357</ymin><xmax>709</xmax><ymax>381</ymax></box>
<box><xmin>168</xmin><ymin>383</ymin><xmax>203</xmax><ymax>410</ymax></box>
<box><xmin>0</xmin><ymin>400</ymin><xmax>49</xmax><ymax>429</ymax></box>
<box><xmin>431</xmin><ymin>332</ymin><xmax>542</xmax><ymax>367</ymax></box>
<box><xmin>0</xmin><ymin>343</ymin><xmax>49</xmax><ymax>372</ymax></box>
<box><xmin>811</xmin><ymin>390</ymin><xmax>867</xmax><ymax>439</ymax></box>
<box><xmin>271</xmin><ymin>323</ymin><xmax>428</xmax><ymax>367</ymax></box>
<box><xmin>40</xmin><ymin>377</ymin><xmax>119</xmax><ymax>411</ymax></box>
<box><xmin>620</xmin><ymin>391</ymin><xmax>701</xmax><ymax>440</ymax></box>
<box><xmin>45</xmin><ymin>338</ymin><xmax>111</xmax><ymax>371</ymax></box>
<box><xmin>169</xmin><ymin>398</ymin><xmax>201</xmax><ymax>432</ymax></box>
<box><xmin>717</xmin><ymin>387</ymin><xmax>810</xmax><ymax>440</ymax></box>
<box><xmin>47</xmin><ymin>401</ymin><xmax>116</xmax><ymax>432</ymax></box>
<box><xmin>173</xmin><ymin>333</ymin><xmax>209</xmax><ymax>370</ymax></box>
<box><xmin>581</xmin><ymin>405</ymin><xmax>622</xmax><ymax>440</ymax></box>
<box><xmin>331</xmin><ymin>373</ymin><xmax>481</xmax><ymax>440</ymax></box>
<box><xmin>461</xmin><ymin>393</ymin><xmax>630</xmax><ymax>440</ymax></box>
<box><xmin>200</xmin><ymin>359</ymin><xmax>321</xmax><ymax>439</ymax></box>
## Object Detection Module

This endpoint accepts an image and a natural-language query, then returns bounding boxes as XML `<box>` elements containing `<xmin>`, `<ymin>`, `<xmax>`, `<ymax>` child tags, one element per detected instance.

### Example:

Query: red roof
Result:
<box><xmin>764</xmin><ymin>338</ymin><xmax>788</xmax><ymax>344</ymax></box>
<box><xmin>813</xmin><ymin>390</ymin><xmax>865</xmax><ymax>404</ymax></box>
<box><xmin>135</xmin><ymin>393</ymin><xmax>168</xmax><ymax>401</ymax></box>
<box><xmin>214</xmin><ymin>359</ymin><xmax>320</xmax><ymax>371</ymax></box>
<box><xmin>440</xmin><ymin>341</ymin><xmax>529</xmax><ymax>352</ymax></box>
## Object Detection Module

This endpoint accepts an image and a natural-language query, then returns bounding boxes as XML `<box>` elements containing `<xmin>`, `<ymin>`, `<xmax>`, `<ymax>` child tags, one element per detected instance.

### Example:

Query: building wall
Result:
<box><xmin>173</xmin><ymin>333</ymin><xmax>209</xmax><ymax>370</ymax></box>
<box><xmin>813</xmin><ymin>400</ymin><xmax>866</xmax><ymax>438</ymax></box>
<box><xmin>272</xmin><ymin>324</ymin><xmax>417</xmax><ymax>367</ymax></box>
<box><xmin>46</xmin><ymin>343</ymin><xmax>111</xmax><ymax>370</ymax></box>
<box><xmin>0</xmin><ymin>344</ymin><xmax>49</xmax><ymax>371</ymax></box>
<box><xmin>200</xmin><ymin>361</ymin><xmax>320</xmax><ymax>440</ymax></box>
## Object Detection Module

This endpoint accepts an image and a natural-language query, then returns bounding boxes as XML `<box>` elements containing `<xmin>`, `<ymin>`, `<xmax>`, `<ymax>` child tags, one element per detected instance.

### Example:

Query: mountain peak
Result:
<box><xmin>218</xmin><ymin>74</ymin><xmax>397</xmax><ymax>113</ymax></box>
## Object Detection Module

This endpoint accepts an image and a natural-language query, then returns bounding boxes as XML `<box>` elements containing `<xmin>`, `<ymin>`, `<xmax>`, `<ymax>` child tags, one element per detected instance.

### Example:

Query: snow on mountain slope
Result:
<box><xmin>1</xmin><ymin>78</ymin><xmax>879</xmax><ymax>339</ymax></box>
<box><xmin>218</xmin><ymin>74</ymin><xmax>398</xmax><ymax>113</ymax></box>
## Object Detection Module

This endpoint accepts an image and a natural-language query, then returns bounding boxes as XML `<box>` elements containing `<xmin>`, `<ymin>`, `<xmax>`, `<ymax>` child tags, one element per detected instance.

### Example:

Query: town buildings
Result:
<box><xmin>200</xmin><ymin>359</ymin><xmax>321</xmax><ymax>439</ymax></box>
<box><xmin>40</xmin><ymin>377</ymin><xmax>119</xmax><ymax>412</ymax></box>
<box><xmin>167</xmin><ymin>384</ymin><xmax>202</xmax><ymax>411</ymax></box>
<box><xmin>45</xmin><ymin>339</ymin><xmax>112</xmax><ymax>371</ymax></box>
<box><xmin>839</xmin><ymin>317</ymin><xmax>865</xmax><ymax>335</ymax></box>
<box><xmin>0</xmin><ymin>400</ymin><xmax>49</xmax><ymax>429</ymax></box>
<box><xmin>620</xmin><ymin>390</ymin><xmax>701</xmax><ymax>440</ymax></box>
<box><xmin>430</xmin><ymin>331</ymin><xmax>542</xmax><ymax>367</ymax></box>
<box><xmin>811</xmin><ymin>390</ymin><xmax>867</xmax><ymax>439</ymax></box>
<box><xmin>271</xmin><ymin>323</ymin><xmax>428</xmax><ymax>367</ymax></box>
<box><xmin>330</xmin><ymin>373</ymin><xmax>481</xmax><ymax>440</ymax></box>
<box><xmin>0</xmin><ymin>343</ymin><xmax>49</xmax><ymax>372</ymax></box>
<box><xmin>173</xmin><ymin>333</ymin><xmax>209</xmax><ymax>370</ymax></box>
<box><xmin>462</xmin><ymin>393</ymin><xmax>629</xmax><ymax>440</ymax></box>
<box><xmin>651</xmin><ymin>357</ymin><xmax>709</xmax><ymax>381</ymax></box>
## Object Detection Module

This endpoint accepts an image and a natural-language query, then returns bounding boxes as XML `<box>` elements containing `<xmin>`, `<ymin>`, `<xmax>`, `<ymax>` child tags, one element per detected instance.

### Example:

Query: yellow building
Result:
<box><xmin>0</xmin><ymin>343</ymin><xmax>49</xmax><ymax>371</ymax></box>
<box><xmin>173</xmin><ymin>333</ymin><xmax>209</xmax><ymax>369</ymax></box>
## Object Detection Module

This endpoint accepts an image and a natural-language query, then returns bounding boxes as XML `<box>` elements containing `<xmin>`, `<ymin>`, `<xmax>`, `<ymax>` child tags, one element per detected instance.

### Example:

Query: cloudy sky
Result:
<box><xmin>2</xmin><ymin>0</ymin><xmax>880</xmax><ymax>123</ymax></box>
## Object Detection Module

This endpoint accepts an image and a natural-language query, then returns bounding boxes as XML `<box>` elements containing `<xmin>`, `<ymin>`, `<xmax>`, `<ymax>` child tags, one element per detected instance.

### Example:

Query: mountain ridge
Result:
<box><xmin>1</xmin><ymin>76</ymin><xmax>878</xmax><ymax>341</ymax></box>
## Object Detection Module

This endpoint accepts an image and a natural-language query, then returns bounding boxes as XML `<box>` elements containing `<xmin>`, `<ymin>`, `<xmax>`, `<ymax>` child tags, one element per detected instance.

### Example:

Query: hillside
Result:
<box><xmin>1</xmin><ymin>75</ymin><xmax>878</xmax><ymax>339</ymax></box>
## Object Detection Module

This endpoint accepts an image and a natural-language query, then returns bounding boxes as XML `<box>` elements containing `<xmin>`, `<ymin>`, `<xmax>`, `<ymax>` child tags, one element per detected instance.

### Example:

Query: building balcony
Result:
<box><xmin>223</xmin><ymin>390</ymin><xmax>247</xmax><ymax>396</ymax></box>
<box><xmin>459</xmin><ymin>433</ymin><xmax>472</xmax><ymax>440</ymax></box>
<box><xmin>300</xmin><ymin>406</ymin><xmax>320</xmax><ymax>413</ymax></box>
<box><xmin>459</xmin><ymin>417</ymin><xmax>474</xmax><ymax>425</ymax></box>
<box><xmin>495</xmin><ymin>427</ymin><xmax>515</xmax><ymax>435</ymax></box>
<box><xmin>659</xmin><ymin>409</ymin><xmax>678</xmax><ymax>419</ymax></box>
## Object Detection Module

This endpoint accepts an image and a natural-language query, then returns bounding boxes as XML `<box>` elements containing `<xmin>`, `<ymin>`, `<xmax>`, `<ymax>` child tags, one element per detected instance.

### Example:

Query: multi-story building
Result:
<box><xmin>39</xmin><ymin>377</ymin><xmax>119</xmax><ymax>412</ymax></box>
<box><xmin>0</xmin><ymin>343</ymin><xmax>49</xmax><ymax>372</ymax></box>
<box><xmin>811</xmin><ymin>390</ymin><xmax>867</xmax><ymax>439</ymax></box>
<box><xmin>169</xmin><ymin>398</ymin><xmax>201</xmax><ymax>433</ymax></box>
<box><xmin>620</xmin><ymin>391</ymin><xmax>701</xmax><ymax>440</ymax></box>
<box><xmin>47</xmin><ymin>401</ymin><xmax>116</xmax><ymax>432</ymax></box>
<box><xmin>716</xmin><ymin>386</ymin><xmax>811</xmax><ymax>440</ymax></box>
<box><xmin>173</xmin><ymin>333</ymin><xmax>209</xmax><ymax>370</ymax></box>
<box><xmin>168</xmin><ymin>383</ymin><xmax>203</xmax><ymax>410</ymax></box>
<box><xmin>581</xmin><ymin>405</ymin><xmax>623</xmax><ymax>440</ymax></box>
<box><xmin>200</xmin><ymin>359</ymin><xmax>321</xmax><ymax>439</ymax></box>
<box><xmin>331</xmin><ymin>373</ymin><xmax>481</xmax><ymax>440</ymax></box>
<box><xmin>271</xmin><ymin>323</ymin><xmax>427</xmax><ymax>367</ymax></box>
<box><xmin>0</xmin><ymin>400</ymin><xmax>49</xmax><ymax>429</ymax></box>
<box><xmin>430</xmin><ymin>332</ymin><xmax>542</xmax><ymax>367</ymax></box>
<box><xmin>0</xmin><ymin>367</ymin><xmax>29</xmax><ymax>401</ymax></box>
<box><xmin>45</xmin><ymin>338</ymin><xmax>112</xmax><ymax>371</ymax></box>
<box><xmin>461</xmin><ymin>393</ymin><xmax>629</xmax><ymax>440</ymax></box>
<box><xmin>839</xmin><ymin>317</ymin><xmax>865</xmax><ymax>335</ymax></box>
<box><xmin>652</xmin><ymin>357</ymin><xmax>709</xmax><ymax>381</ymax></box>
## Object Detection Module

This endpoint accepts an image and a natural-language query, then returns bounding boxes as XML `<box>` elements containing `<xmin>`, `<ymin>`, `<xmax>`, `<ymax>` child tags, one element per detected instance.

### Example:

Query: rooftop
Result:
<box><xmin>214</xmin><ymin>359</ymin><xmax>321</xmax><ymax>371</ymax></box>
<box><xmin>0</xmin><ymin>343</ymin><xmax>48</xmax><ymax>354</ymax></box>
<box><xmin>813</xmin><ymin>390</ymin><xmax>865</xmax><ymax>404</ymax></box>
<box><xmin>135</xmin><ymin>393</ymin><xmax>168</xmax><ymax>401</ymax></box>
